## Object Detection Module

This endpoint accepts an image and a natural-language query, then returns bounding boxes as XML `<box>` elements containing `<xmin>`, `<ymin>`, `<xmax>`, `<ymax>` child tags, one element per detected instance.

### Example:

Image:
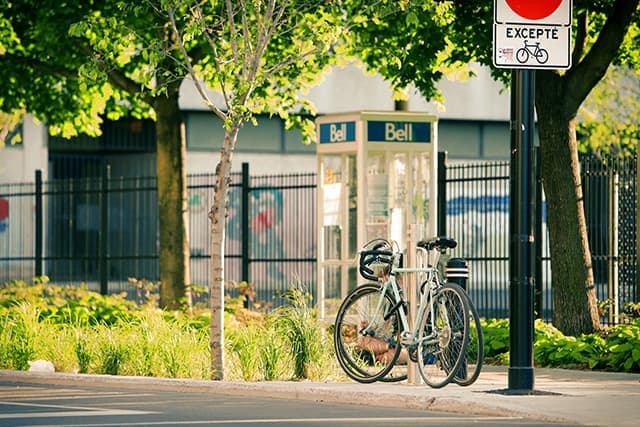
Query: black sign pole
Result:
<box><xmin>508</xmin><ymin>68</ymin><xmax>535</xmax><ymax>391</ymax></box>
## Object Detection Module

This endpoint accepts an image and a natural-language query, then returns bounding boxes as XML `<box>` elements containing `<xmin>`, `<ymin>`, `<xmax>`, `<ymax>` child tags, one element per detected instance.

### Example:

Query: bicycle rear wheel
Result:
<box><xmin>333</xmin><ymin>283</ymin><xmax>402</xmax><ymax>383</ymax></box>
<box><xmin>416</xmin><ymin>283</ymin><xmax>469</xmax><ymax>388</ymax></box>
<box><xmin>453</xmin><ymin>293</ymin><xmax>484</xmax><ymax>386</ymax></box>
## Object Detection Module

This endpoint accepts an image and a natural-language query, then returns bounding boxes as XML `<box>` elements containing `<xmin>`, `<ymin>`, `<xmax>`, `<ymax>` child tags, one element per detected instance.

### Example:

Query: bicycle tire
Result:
<box><xmin>516</xmin><ymin>48</ymin><xmax>529</xmax><ymax>63</ymax></box>
<box><xmin>382</xmin><ymin>287</ymin><xmax>483</xmax><ymax>385</ymax></box>
<box><xmin>452</xmin><ymin>292</ymin><xmax>484</xmax><ymax>386</ymax></box>
<box><xmin>536</xmin><ymin>48</ymin><xmax>549</xmax><ymax>64</ymax></box>
<box><xmin>379</xmin><ymin>365</ymin><xmax>407</xmax><ymax>382</ymax></box>
<box><xmin>333</xmin><ymin>283</ymin><xmax>402</xmax><ymax>383</ymax></box>
<box><xmin>416</xmin><ymin>283</ymin><xmax>470</xmax><ymax>388</ymax></box>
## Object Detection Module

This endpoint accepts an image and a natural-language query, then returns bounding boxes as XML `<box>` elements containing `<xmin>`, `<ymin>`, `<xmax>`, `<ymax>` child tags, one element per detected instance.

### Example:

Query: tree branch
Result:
<box><xmin>571</xmin><ymin>12</ymin><xmax>588</xmax><ymax>66</ymax></box>
<box><xmin>167</xmin><ymin>6</ymin><xmax>226</xmax><ymax>121</ymax></box>
<box><xmin>564</xmin><ymin>0</ymin><xmax>640</xmax><ymax>112</ymax></box>
<box><xmin>74</xmin><ymin>43</ymin><xmax>155</xmax><ymax>106</ymax></box>
<box><xmin>1</xmin><ymin>53</ymin><xmax>78</xmax><ymax>79</ymax></box>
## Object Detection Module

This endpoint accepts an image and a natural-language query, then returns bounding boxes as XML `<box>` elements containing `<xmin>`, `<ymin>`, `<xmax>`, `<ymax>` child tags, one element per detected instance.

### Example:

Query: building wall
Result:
<box><xmin>180</xmin><ymin>63</ymin><xmax>511</xmax><ymax>175</ymax></box>
<box><xmin>0</xmin><ymin>115</ymin><xmax>48</xmax><ymax>183</ymax></box>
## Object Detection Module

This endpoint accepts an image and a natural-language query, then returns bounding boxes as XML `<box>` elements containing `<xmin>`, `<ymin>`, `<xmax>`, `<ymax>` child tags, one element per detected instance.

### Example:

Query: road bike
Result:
<box><xmin>516</xmin><ymin>41</ymin><xmax>549</xmax><ymax>64</ymax></box>
<box><xmin>333</xmin><ymin>236</ymin><xmax>482</xmax><ymax>388</ymax></box>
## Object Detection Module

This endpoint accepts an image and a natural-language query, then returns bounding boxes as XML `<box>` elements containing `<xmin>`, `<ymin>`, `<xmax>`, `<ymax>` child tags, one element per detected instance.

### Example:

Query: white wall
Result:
<box><xmin>181</xmin><ymin>63</ymin><xmax>510</xmax><ymax>174</ymax></box>
<box><xmin>305</xmin><ymin>63</ymin><xmax>510</xmax><ymax>120</ymax></box>
<box><xmin>0</xmin><ymin>115</ymin><xmax>48</xmax><ymax>184</ymax></box>
<box><xmin>180</xmin><ymin>62</ymin><xmax>510</xmax><ymax>120</ymax></box>
<box><xmin>188</xmin><ymin>152</ymin><xmax>317</xmax><ymax>176</ymax></box>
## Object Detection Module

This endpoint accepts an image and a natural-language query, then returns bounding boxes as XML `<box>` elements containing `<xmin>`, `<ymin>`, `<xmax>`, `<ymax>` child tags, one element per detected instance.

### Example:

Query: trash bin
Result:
<box><xmin>445</xmin><ymin>258</ymin><xmax>469</xmax><ymax>290</ymax></box>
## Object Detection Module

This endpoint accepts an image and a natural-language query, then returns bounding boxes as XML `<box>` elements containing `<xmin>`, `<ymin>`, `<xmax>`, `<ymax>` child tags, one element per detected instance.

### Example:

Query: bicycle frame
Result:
<box><xmin>360</xmin><ymin>247</ymin><xmax>447</xmax><ymax>351</ymax></box>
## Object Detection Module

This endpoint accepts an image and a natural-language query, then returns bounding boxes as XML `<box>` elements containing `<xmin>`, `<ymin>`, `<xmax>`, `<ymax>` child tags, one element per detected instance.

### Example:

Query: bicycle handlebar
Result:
<box><xmin>358</xmin><ymin>249</ymin><xmax>394</xmax><ymax>281</ymax></box>
<box><xmin>357</xmin><ymin>237</ymin><xmax>457</xmax><ymax>281</ymax></box>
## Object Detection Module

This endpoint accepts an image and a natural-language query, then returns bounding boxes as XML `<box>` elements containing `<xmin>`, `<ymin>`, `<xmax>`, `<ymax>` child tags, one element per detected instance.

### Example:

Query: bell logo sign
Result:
<box><xmin>493</xmin><ymin>0</ymin><xmax>572</xmax><ymax>70</ymax></box>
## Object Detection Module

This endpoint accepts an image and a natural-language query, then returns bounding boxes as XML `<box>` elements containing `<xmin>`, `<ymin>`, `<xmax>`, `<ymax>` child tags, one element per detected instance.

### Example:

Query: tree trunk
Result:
<box><xmin>209</xmin><ymin>123</ymin><xmax>241</xmax><ymax>380</ymax></box>
<box><xmin>154</xmin><ymin>82</ymin><xmax>191</xmax><ymax>310</ymax></box>
<box><xmin>535</xmin><ymin>72</ymin><xmax>600</xmax><ymax>336</ymax></box>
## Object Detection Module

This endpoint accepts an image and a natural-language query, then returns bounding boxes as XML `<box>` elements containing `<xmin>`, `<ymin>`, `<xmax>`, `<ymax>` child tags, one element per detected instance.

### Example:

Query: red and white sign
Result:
<box><xmin>493</xmin><ymin>0</ymin><xmax>572</xmax><ymax>70</ymax></box>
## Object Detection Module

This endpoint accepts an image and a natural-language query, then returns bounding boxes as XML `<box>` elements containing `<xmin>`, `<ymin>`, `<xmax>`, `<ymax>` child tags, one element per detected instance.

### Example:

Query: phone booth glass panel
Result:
<box><xmin>316</xmin><ymin>111</ymin><xmax>438</xmax><ymax>321</ymax></box>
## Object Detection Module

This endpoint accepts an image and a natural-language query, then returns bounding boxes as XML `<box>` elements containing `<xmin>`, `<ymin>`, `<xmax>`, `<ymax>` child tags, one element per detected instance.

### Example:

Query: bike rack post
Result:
<box><xmin>407</xmin><ymin>223</ymin><xmax>424</xmax><ymax>385</ymax></box>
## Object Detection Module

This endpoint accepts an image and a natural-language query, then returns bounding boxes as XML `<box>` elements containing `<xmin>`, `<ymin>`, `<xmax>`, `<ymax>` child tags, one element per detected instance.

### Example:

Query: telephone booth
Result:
<box><xmin>316</xmin><ymin>111</ymin><xmax>438</xmax><ymax>320</ymax></box>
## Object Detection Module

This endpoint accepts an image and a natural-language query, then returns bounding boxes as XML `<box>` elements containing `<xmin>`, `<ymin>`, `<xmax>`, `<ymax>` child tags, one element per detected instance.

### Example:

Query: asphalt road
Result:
<box><xmin>0</xmin><ymin>379</ymin><xmax>581</xmax><ymax>427</ymax></box>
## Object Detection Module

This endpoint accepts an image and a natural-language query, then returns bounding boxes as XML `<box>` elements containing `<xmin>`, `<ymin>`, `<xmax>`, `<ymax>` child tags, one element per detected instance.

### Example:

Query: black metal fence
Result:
<box><xmin>0</xmin><ymin>164</ymin><xmax>316</xmax><ymax>307</ymax></box>
<box><xmin>582</xmin><ymin>155</ymin><xmax>638</xmax><ymax>324</ymax></box>
<box><xmin>440</xmin><ymin>153</ymin><xmax>638</xmax><ymax>325</ymax></box>
<box><xmin>188</xmin><ymin>165</ymin><xmax>317</xmax><ymax>307</ymax></box>
<box><xmin>0</xmin><ymin>155</ymin><xmax>636</xmax><ymax>323</ymax></box>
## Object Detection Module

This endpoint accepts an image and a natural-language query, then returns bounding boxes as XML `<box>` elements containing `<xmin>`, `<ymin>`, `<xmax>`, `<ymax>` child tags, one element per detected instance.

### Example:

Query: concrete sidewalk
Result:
<box><xmin>2</xmin><ymin>366</ymin><xmax>639</xmax><ymax>426</ymax></box>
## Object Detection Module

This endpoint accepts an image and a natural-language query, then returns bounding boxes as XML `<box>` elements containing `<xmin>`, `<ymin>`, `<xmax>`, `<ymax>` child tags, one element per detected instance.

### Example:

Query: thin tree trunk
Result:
<box><xmin>536</xmin><ymin>74</ymin><xmax>600</xmax><ymax>336</ymax></box>
<box><xmin>155</xmin><ymin>82</ymin><xmax>192</xmax><ymax>310</ymax></box>
<box><xmin>209</xmin><ymin>124</ymin><xmax>241</xmax><ymax>380</ymax></box>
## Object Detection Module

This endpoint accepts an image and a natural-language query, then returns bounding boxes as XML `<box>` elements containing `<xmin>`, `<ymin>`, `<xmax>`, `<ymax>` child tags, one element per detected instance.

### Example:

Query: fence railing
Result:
<box><xmin>0</xmin><ymin>155</ymin><xmax>636</xmax><ymax>323</ymax></box>
<box><xmin>0</xmin><ymin>164</ymin><xmax>317</xmax><ymax>307</ymax></box>
<box><xmin>440</xmin><ymin>153</ymin><xmax>638</xmax><ymax>325</ymax></box>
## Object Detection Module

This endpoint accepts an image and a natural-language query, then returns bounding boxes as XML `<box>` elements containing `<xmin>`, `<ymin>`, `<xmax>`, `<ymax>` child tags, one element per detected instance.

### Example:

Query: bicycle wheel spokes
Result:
<box><xmin>453</xmin><ymin>295</ymin><xmax>484</xmax><ymax>386</ymax></box>
<box><xmin>416</xmin><ymin>284</ymin><xmax>469</xmax><ymax>388</ymax></box>
<box><xmin>334</xmin><ymin>283</ymin><xmax>402</xmax><ymax>383</ymax></box>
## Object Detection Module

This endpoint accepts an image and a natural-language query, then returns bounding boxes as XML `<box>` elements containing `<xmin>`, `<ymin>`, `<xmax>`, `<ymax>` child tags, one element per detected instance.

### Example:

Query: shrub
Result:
<box><xmin>481</xmin><ymin>318</ymin><xmax>510</xmax><ymax>363</ymax></box>
<box><xmin>0</xmin><ymin>278</ymin><xmax>134</xmax><ymax>326</ymax></box>
<box><xmin>481</xmin><ymin>317</ymin><xmax>640</xmax><ymax>373</ymax></box>
<box><xmin>603</xmin><ymin>319</ymin><xmax>640</xmax><ymax>372</ymax></box>
<box><xmin>272</xmin><ymin>283</ymin><xmax>331</xmax><ymax>380</ymax></box>
<box><xmin>0</xmin><ymin>303</ymin><xmax>39</xmax><ymax>370</ymax></box>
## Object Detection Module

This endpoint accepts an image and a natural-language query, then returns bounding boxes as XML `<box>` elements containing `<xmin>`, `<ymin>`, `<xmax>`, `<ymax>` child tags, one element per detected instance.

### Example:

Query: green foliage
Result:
<box><xmin>603</xmin><ymin>320</ymin><xmax>640</xmax><ymax>372</ymax></box>
<box><xmin>272</xmin><ymin>283</ymin><xmax>331</xmax><ymax>380</ymax></box>
<box><xmin>97</xmin><ymin>325</ymin><xmax>130</xmax><ymax>375</ymax></box>
<box><xmin>5</xmin><ymin>279</ymin><xmax>637</xmax><ymax>378</ymax></box>
<box><xmin>0</xmin><ymin>110</ymin><xmax>23</xmax><ymax>147</ymax></box>
<box><xmin>0</xmin><ymin>302</ymin><xmax>39</xmax><ymax>370</ymax></box>
<box><xmin>0</xmin><ymin>280</ymin><xmax>330</xmax><ymax>380</ymax></box>
<box><xmin>0</xmin><ymin>278</ymin><xmax>135</xmax><ymax>326</ymax></box>
<box><xmin>534</xmin><ymin>320</ymin><xmax>607</xmax><ymax>370</ymax></box>
<box><xmin>577</xmin><ymin>66</ymin><xmax>640</xmax><ymax>157</ymax></box>
<box><xmin>226</xmin><ymin>319</ymin><xmax>292</xmax><ymax>381</ymax></box>
<box><xmin>74</xmin><ymin>328</ymin><xmax>93</xmax><ymax>374</ymax></box>
<box><xmin>170</xmin><ymin>0</ymin><xmax>345</xmax><ymax>144</ymax></box>
<box><xmin>481</xmin><ymin>318</ymin><xmax>510</xmax><ymax>362</ymax></box>
<box><xmin>342</xmin><ymin>0</ymin><xmax>454</xmax><ymax>102</ymax></box>
<box><xmin>481</xmin><ymin>317</ymin><xmax>640</xmax><ymax>373</ymax></box>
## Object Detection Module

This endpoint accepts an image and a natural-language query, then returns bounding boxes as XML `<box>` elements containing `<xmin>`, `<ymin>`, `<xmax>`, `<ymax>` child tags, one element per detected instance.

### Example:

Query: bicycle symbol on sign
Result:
<box><xmin>516</xmin><ymin>40</ymin><xmax>549</xmax><ymax>64</ymax></box>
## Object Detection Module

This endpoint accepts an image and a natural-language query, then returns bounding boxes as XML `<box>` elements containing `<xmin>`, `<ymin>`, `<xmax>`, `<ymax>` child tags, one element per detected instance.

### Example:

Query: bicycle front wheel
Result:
<box><xmin>416</xmin><ymin>283</ymin><xmax>469</xmax><ymax>388</ymax></box>
<box><xmin>453</xmin><ymin>293</ymin><xmax>484</xmax><ymax>386</ymax></box>
<box><xmin>333</xmin><ymin>283</ymin><xmax>403</xmax><ymax>383</ymax></box>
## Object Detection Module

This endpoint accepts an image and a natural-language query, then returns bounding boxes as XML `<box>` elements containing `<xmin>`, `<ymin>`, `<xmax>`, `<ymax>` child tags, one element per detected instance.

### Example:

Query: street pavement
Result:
<box><xmin>1</xmin><ymin>366</ymin><xmax>638</xmax><ymax>427</ymax></box>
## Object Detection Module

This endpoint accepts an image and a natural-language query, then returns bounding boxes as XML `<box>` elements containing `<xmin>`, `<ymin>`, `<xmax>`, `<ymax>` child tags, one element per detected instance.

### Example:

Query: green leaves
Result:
<box><xmin>343</xmin><ymin>0</ymin><xmax>452</xmax><ymax>101</ymax></box>
<box><xmin>482</xmin><ymin>317</ymin><xmax>640</xmax><ymax>372</ymax></box>
<box><xmin>577</xmin><ymin>66</ymin><xmax>640</xmax><ymax>157</ymax></box>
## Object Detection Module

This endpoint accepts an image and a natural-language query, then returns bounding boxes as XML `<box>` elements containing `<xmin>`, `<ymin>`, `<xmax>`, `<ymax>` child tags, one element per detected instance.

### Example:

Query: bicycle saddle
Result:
<box><xmin>417</xmin><ymin>236</ymin><xmax>457</xmax><ymax>251</ymax></box>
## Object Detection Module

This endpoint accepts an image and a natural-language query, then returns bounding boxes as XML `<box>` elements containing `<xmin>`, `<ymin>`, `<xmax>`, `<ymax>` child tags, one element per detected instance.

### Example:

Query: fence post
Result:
<box><xmin>241</xmin><ymin>162</ymin><xmax>250</xmax><ymax>307</ymax></box>
<box><xmin>637</xmin><ymin>153</ymin><xmax>640</xmax><ymax>305</ymax></box>
<box><xmin>608</xmin><ymin>170</ymin><xmax>619</xmax><ymax>324</ymax></box>
<box><xmin>437</xmin><ymin>151</ymin><xmax>447</xmax><ymax>236</ymax></box>
<box><xmin>99</xmin><ymin>164</ymin><xmax>111</xmax><ymax>295</ymax></box>
<box><xmin>35</xmin><ymin>170</ymin><xmax>43</xmax><ymax>277</ymax></box>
